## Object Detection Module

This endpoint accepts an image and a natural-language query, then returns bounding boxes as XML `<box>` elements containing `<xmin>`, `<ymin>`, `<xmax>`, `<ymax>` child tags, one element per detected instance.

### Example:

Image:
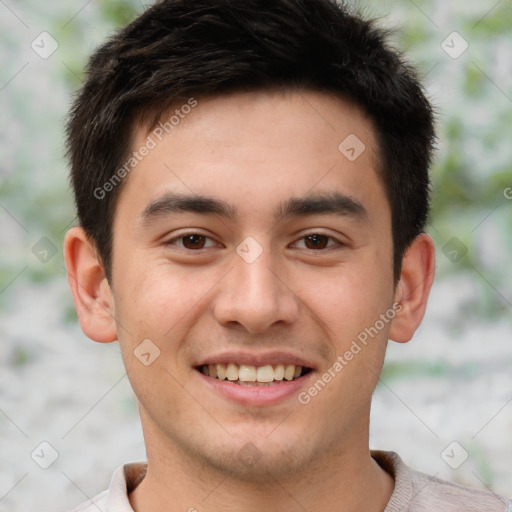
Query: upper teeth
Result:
<box><xmin>201</xmin><ymin>363</ymin><xmax>303</xmax><ymax>383</ymax></box>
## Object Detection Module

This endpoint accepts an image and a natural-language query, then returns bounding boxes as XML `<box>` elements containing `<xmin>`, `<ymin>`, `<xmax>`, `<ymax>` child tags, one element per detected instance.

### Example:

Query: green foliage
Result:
<box><xmin>99</xmin><ymin>0</ymin><xmax>142</xmax><ymax>26</ymax></box>
<box><xmin>11</xmin><ymin>346</ymin><xmax>33</xmax><ymax>367</ymax></box>
<box><xmin>380</xmin><ymin>360</ymin><xmax>452</xmax><ymax>382</ymax></box>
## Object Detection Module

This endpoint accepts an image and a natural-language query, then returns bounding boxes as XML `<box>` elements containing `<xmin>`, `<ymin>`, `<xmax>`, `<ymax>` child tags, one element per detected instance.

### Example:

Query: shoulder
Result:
<box><xmin>63</xmin><ymin>461</ymin><xmax>146</xmax><ymax>512</ymax></box>
<box><xmin>65</xmin><ymin>490</ymin><xmax>108</xmax><ymax>512</ymax></box>
<box><xmin>372</xmin><ymin>450</ymin><xmax>511</xmax><ymax>512</ymax></box>
<box><xmin>409</xmin><ymin>469</ymin><xmax>510</xmax><ymax>512</ymax></box>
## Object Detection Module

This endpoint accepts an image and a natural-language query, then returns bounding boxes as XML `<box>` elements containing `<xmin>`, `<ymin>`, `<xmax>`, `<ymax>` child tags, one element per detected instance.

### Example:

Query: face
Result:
<box><xmin>109</xmin><ymin>90</ymin><xmax>396</xmax><ymax>478</ymax></box>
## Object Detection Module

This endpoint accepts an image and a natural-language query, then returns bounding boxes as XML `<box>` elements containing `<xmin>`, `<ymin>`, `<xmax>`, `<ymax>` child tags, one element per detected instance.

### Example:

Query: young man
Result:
<box><xmin>63</xmin><ymin>0</ymin><xmax>510</xmax><ymax>510</ymax></box>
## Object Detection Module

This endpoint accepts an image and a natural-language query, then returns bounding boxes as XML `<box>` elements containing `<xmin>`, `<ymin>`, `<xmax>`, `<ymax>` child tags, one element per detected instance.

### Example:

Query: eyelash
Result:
<box><xmin>165</xmin><ymin>232</ymin><xmax>343</xmax><ymax>251</ymax></box>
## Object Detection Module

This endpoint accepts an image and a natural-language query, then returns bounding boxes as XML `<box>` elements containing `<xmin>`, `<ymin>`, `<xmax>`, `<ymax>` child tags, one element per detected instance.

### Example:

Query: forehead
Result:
<box><xmin>116</xmin><ymin>90</ymin><xmax>388</xmax><ymax>228</ymax></box>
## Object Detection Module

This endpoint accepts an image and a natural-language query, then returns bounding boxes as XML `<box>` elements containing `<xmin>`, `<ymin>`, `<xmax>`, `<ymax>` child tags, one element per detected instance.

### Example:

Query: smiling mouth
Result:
<box><xmin>198</xmin><ymin>363</ymin><xmax>312</xmax><ymax>386</ymax></box>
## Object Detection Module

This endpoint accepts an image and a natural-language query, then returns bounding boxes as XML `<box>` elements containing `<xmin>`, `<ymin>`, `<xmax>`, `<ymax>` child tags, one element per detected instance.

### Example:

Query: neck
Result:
<box><xmin>129</xmin><ymin>414</ymin><xmax>394</xmax><ymax>512</ymax></box>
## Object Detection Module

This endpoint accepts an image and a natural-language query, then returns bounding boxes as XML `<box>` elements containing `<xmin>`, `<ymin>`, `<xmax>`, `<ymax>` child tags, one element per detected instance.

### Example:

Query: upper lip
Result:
<box><xmin>195</xmin><ymin>351</ymin><xmax>316</xmax><ymax>370</ymax></box>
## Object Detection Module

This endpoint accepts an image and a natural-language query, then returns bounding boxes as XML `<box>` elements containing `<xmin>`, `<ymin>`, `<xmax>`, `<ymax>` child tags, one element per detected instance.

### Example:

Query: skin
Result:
<box><xmin>64</xmin><ymin>90</ymin><xmax>435</xmax><ymax>511</ymax></box>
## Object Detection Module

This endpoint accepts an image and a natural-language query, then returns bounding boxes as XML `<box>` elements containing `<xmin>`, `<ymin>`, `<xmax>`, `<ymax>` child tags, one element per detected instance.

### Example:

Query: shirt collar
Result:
<box><xmin>104</xmin><ymin>452</ymin><xmax>407</xmax><ymax>511</ymax></box>
<box><xmin>106</xmin><ymin>462</ymin><xmax>147</xmax><ymax>511</ymax></box>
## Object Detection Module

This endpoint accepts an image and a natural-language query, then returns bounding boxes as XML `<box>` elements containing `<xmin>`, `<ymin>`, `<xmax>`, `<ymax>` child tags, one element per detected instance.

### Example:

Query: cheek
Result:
<box><xmin>293</xmin><ymin>256</ymin><xmax>394</xmax><ymax>341</ymax></box>
<box><xmin>111</xmin><ymin>265</ymin><xmax>204</xmax><ymax>410</ymax></box>
<box><xmin>113</xmin><ymin>262</ymin><xmax>221</xmax><ymax>345</ymax></box>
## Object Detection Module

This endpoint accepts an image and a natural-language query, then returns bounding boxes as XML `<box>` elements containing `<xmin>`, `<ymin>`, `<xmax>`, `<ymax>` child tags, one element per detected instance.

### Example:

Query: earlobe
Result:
<box><xmin>63</xmin><ymin>227</ymin><xmax>118</xmax><ymax>343</ymax></box>
<box><xmin>389</xmin><ymin>233</ymin><xmax>436</xmax><ymax>344</ymax></box>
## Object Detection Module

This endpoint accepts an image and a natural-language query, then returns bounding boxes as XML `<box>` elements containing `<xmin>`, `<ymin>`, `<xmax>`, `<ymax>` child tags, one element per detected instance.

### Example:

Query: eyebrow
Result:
<box><xmin>277</xmin><ymin>192</ymin><xmax>368</xmax><ymax>221</ymax></box>
<box><xmin>140</xmin><ymin>191</ymin><xmax>368</xmax><ymax>225</ymax></box>
<box><xmin>141</xmin><ymin>193</ymin><xmax>236</xmax><ymax>224</ymax></box>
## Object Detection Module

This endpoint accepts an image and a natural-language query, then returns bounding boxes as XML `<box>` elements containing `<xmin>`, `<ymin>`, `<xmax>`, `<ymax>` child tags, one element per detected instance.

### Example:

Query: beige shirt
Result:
<box><xmin>68</xmin><ymin>451</ymin><xmax>511</xmax><ymax>512</ymax></box>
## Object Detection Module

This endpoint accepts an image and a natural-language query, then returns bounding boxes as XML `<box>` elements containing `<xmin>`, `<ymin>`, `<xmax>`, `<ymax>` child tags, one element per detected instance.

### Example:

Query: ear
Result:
<box><xmin>389</xmin><ymin>233</ymin><xmax>436</xmax><ymax>343</ymax></box>
<box><xmin>63</xmin><ymin>226</ymin><xmax>117</xmax><ymax>343</ymax></box>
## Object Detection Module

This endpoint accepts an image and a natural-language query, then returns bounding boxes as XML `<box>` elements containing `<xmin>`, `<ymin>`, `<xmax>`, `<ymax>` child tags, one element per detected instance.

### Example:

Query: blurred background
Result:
<box><xmin>0</xmin><ymin>0</ymin><xmax>511</xmax><ymax>510</ymax></box>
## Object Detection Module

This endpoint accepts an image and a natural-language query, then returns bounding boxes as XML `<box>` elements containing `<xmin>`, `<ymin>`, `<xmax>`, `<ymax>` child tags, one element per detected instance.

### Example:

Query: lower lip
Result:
<box><xmin>196</xmin><ymin>370</ymin><xmax>314</xmax><ymax>406</ymax></box>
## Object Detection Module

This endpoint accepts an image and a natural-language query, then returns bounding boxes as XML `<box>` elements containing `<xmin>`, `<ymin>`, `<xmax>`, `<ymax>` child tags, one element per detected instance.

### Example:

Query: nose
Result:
<box><xmin>212</xmin><ymin>247</ymin><xmax>300</xmax><ymax>334</ymax></box>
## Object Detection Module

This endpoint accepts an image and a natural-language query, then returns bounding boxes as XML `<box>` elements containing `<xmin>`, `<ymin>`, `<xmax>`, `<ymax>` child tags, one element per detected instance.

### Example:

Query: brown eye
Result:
<box><xmin>166</xmin><ymin>233</ymin><xmax>218</xmax><ymax>251</ymax></box>
<box><xmin>303</xmin><ymin>234</ymin><xmax>330</xmax><ymax>249</ymax></box>
<box><xmin>181</xmin><ymin>234</ymin><xmax>206</xmax><ymax>249</ymax></box>
<box><xmin>290</xmin><ymin>233</ymin><xmax>342</xmax><ymax>251</ymax></box>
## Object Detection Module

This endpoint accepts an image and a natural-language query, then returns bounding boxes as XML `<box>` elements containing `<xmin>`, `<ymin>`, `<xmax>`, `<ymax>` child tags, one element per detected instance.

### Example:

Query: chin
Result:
<box><xmin>192</xmin><ymin>432</ymin><xmax>316</xmax><ymax>482</ymax></box>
